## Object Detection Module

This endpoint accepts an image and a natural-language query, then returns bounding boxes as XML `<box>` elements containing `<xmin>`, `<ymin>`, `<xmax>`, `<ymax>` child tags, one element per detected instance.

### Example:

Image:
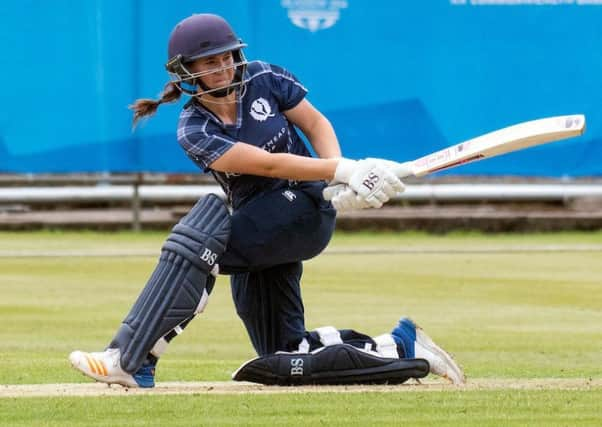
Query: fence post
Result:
<box><xmin>132</xmin><ymin>172</ymin><xmax>142</xmax><ymax>231</ymax></box>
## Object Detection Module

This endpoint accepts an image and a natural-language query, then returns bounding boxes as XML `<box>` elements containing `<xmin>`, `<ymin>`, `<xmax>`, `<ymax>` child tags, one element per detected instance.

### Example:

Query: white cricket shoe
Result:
<box><xmin>69</xmin><ymin>348</ymin><xmax>155</xmax><ymax>388</ymax></box>
<box><xmin>392</xmin><ymin>318</ymin><xmax>466</xmax><ymax>385</ymax></box>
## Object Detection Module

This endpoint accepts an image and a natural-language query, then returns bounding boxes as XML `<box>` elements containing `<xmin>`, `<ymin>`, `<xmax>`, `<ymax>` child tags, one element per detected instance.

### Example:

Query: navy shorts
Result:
<box><xmin>219</xmin><ymin>181</ymin><xmax>336</xmax><ymax>274</ymax></box>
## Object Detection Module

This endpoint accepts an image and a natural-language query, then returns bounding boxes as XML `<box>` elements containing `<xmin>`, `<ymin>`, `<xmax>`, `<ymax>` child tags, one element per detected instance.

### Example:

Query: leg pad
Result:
<box><xmin>232</xmin><ymin>343</ymin><xmax>429</xmax><ymax>385</ymax></box>
<box><xmin>110</xmin><ymin>194</ymin><xmax>230</xmax><ymax>373</ymax></box>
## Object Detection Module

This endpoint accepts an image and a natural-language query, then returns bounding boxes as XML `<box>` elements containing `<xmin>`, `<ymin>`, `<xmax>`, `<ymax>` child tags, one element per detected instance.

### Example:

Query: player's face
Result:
<box><xmin>189</xmin><ymin>52</ymin><xmax>235</xmax><ymax>89</ymax></box>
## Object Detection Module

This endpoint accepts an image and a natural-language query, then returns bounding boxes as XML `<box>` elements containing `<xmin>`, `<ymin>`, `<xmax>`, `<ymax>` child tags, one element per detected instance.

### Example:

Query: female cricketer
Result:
<box><xmin>69</xmin><ymin>14</ymin><xmax>464</xmax><ymax>387</ymax></box>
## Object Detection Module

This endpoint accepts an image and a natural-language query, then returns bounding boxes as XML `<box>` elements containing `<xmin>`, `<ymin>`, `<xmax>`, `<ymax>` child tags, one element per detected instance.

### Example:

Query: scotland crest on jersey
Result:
<box><xmin>250</xmin><ymin>98</ymin><xmax>275</xmax><ymax>122</ymax></box>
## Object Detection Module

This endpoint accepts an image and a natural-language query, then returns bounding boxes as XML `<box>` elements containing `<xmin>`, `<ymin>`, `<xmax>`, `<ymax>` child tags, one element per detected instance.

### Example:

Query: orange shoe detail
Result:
<box><xmin>97</xmin><ymin>360</ymin><xmax>108</xmax><ymax>376</ymax></box>
<box><xmin>84</xmin><ymin>354</ymin><xmax>97</xmax><ymax>374</ymax></box>
<box><xmin>85</xmin><ymin>354</ymin><xmax>102</xmax><ymax>376</ymax></box>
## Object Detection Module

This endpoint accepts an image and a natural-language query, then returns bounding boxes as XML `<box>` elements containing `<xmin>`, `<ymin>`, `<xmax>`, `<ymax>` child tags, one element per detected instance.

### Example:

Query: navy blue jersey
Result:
<box><xmin>178</xmin><ymin>61</ymin><xmax>312</xmax><ymax>209</ymax></box>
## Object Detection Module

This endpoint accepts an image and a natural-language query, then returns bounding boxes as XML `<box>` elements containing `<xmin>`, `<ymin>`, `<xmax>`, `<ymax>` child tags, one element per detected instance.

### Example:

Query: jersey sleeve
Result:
<box><xmin>177</xmin><ymin>110</ymin><xmax>237</xmax><ymax>171</ymax></box>
<box><xmin>266</xmin><ymin>63</ymin><xmax>308</xmax><ymax>111</ymax></box>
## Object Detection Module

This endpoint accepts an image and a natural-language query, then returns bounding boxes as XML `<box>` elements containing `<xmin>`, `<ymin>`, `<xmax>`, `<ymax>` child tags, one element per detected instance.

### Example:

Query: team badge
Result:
<box><xmin>250</xmin><ymin>98</ymin><xmax>275</xmax><ymax>122</ymax></box>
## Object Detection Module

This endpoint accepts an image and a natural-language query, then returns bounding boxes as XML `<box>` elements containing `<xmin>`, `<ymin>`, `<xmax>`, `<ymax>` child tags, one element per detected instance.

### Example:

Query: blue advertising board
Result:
<box><xmin>1</xmin><ymin>1</ymin><xmax>600</xmax><ymax>176</ymax></box>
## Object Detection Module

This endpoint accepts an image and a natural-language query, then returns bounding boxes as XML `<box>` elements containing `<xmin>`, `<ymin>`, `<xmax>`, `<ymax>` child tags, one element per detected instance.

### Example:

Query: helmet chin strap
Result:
<box><xmin>198</xmin><ymin>83</ymin><xmax>247</xmax><ymax>105</ymax></box>
<box><xmin>197</xmin><ymin>79</ymin><xmax>233</xmax><ymax>98</ymax></box>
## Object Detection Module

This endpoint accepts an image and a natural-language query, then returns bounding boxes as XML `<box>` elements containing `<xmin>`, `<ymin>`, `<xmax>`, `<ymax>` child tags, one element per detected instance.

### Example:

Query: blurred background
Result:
<box><xmin>1</xmin><ymin>0</ymin><xmax>601</xmax><ymax>231</ymax></box>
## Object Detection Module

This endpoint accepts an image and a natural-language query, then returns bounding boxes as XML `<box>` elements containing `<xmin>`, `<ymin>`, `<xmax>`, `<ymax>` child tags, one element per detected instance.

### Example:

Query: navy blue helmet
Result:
<box><xmin>165</xmin><ymin>14</ymin><xmax>248</xmax><ymax>97</ymax></box>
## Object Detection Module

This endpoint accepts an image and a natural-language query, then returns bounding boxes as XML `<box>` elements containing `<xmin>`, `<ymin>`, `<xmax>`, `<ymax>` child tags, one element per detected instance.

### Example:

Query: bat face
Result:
<box><xmin>416</xmin><ymin>153</ymin><xmax>485</xmax><ymax>174</ymax></box>
<box><xmin>410</xmin><ymin>115</ymin><xmax>586</xmax><ymax>177</ymax></box>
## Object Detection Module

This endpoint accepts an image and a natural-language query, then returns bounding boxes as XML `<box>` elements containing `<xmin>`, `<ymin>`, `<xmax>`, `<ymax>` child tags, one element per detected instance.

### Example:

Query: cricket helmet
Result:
<box><xmin>165</xmin><ymin>14</ymin><xmax>248</xmax><ymax>97</ymax></box>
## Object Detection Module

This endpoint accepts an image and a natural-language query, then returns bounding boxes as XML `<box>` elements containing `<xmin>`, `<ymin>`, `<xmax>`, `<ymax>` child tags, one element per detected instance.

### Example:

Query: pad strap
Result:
<box><xmin>372</xmin><ymin>334</ymin><xmax>400</xmax><ymax>359</ymax></box>
<box><xmin>194</xmin><ymin>287</ymin><xmax>211</xmax><ymax>314</ymax></box>
<box><xmin>315</xmin><ymin>326</ymin><xmax>343</xmax><ymax>347</ymax></box>
<box><xmin>297</xmin><ymin>338</ymin><xmax>310</xmax><ymax>354</ymax></box>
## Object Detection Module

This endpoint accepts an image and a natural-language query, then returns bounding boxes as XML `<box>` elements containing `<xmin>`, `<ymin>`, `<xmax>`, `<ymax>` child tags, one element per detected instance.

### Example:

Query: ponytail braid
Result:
<box><xmin>129</xmin><ymin>82</ymin><xmax>182</xmax><ymax>128</ymax></box>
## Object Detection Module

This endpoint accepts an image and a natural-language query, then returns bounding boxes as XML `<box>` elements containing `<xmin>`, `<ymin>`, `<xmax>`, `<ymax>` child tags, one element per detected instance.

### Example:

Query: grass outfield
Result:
<box><xmin>2</xmin><ymin>391</ymin><xmax>602</xmax><ymax>426</ymax></box>
<box><xmin>1</xmin><ymin>230</ymin><xmax>601</xmax><ymax>426</ymax></box>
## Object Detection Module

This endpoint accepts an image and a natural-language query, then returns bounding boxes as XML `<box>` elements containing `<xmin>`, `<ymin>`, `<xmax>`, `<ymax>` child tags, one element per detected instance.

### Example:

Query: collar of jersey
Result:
<box><xmin>193</xmin><ymin>89</ymin><xmax>244</xmax><ymax>129</ymax></box>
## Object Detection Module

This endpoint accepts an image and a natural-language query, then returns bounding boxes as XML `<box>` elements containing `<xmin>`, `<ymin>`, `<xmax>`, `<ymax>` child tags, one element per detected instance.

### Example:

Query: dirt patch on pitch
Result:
<box><xmin>1</xmin><ymin>378</ymin><xmax>600</xmax><ymax>398</ymax></box>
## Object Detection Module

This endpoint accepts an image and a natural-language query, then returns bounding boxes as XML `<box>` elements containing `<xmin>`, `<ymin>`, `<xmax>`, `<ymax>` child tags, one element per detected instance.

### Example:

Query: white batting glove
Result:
<box><xmin>333</xmin><ymin>158</ymin><xmax>405</xmax><ymax>208</ymax></box>
<box><xmin>322</xmin><ymin>183</ymin><xmax>345</xmax><ymax>202</ymax></box>
<box><xmin>323</xmin><ymin>183</ymin><xmax>371</xmax><ymax>212</ymax></box>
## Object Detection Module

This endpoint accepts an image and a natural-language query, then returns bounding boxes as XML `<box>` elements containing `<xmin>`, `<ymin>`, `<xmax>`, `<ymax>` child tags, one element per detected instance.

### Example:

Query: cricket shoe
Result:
<box><xmin>391</xmin><ymin>317</ymin><xmax>465</xmax><ymax>385</ymax></box>
<box><xmin>69</xmin><ymin>348</ymin><xmax>156</xmax><ymax>388</ymax></box>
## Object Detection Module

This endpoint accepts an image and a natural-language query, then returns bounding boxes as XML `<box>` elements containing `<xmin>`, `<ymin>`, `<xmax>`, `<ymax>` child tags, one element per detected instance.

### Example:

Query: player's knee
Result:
<box><xmin>163</xmin><ymin>194</ymin><xmax>230</xmax><ymax>273</ymax></box>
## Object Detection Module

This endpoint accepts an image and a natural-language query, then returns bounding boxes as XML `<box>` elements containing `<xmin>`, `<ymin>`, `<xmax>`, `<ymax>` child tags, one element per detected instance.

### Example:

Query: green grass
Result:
<box><xmin>2</xmin><ymin>390</ymin><xmax>602</xmax><ymax>426</ymax></box>
<box><xmin>2</xmin><ymin>229</ymin><xmax>602</xmax><ymax>252</ymax></box>
<box><xmin>1</xmin><ymin>230</ymin><xmax>601</xmax><ymax>426</ymax></box>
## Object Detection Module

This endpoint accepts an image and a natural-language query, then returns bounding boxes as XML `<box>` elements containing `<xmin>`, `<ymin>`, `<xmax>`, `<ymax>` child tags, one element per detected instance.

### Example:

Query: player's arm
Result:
<box><xmin>283</xmin><ymin>99</ymin><xmax>342</xmax><ymax>159</ymax></box>
<box><xmin>210</xmin><ymin>143</ymin><xmax>338</xmax><ymax>181</ymax></box>
<box><xmin>210</xmin><ymin>143</ymin><xmax>403</xmax><ymax>208</ymax></box>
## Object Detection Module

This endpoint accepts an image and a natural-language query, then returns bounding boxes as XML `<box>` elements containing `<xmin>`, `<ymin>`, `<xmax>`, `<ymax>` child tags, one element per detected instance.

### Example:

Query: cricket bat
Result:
<box><xmin>393</xmin><ymin>114</ymin><xmax>586</xmax><ymax>177</ymax></box>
